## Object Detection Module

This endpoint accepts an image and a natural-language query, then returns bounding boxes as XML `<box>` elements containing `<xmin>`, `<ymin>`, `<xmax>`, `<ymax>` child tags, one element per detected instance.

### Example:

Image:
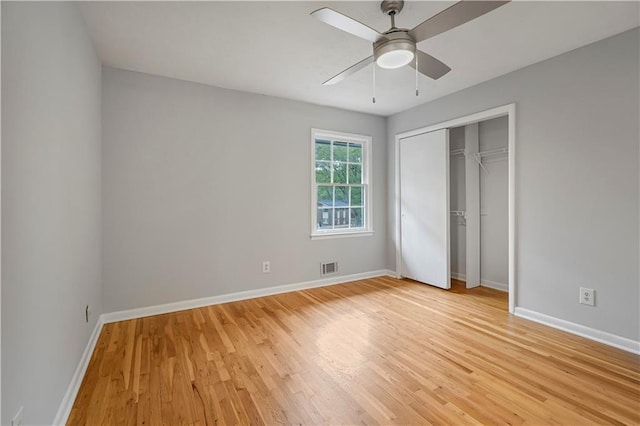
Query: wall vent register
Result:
<box><xmin>321</xmin><ymin>261</ymin><xmax>338</xmax><ymax>276</ymax></box>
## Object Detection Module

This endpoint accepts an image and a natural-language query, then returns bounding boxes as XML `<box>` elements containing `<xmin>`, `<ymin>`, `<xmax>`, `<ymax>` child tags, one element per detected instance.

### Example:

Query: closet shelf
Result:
<box><xmin>449</xmin><ymin>146</ymin><xmax>508</xmax><ymax>174</ymax></box>
<box><xmin>450</xmin><ymin>210</ymin><xmax>467</xmax><ymax>226</ymax></box>
<box><xmin>477</xmin><ymin>147</ymin><xmax>508</xmax><ymax>158</ymax></box>
<box><xmin>449</xmin><ymin>146</ymin><xmax>508</xmax><ymax>158</ymax></box>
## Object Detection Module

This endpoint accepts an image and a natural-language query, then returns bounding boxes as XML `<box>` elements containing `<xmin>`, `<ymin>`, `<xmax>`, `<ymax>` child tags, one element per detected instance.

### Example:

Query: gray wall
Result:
<box><xmin>2</xmin><ymin>2</ymin><xmax>102</xmax><ymax>424</ymax></box>
<box><xmin>479</xmin><ymin>117</ymin><xmax>509</xmax><ymax>287</ymax></box>
<box><xmin>388</xmin><ymin>28</ymin><xmax>639</xmax><ymax>341</ymax></box>
<box><xmin>102</xmin><ymin>67</ymin><xmax>387</xmax><ymax>313</ymax></box>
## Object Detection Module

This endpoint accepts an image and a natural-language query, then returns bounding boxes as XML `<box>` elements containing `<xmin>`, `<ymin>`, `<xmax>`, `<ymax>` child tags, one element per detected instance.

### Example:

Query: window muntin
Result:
<box><xmin>312</xmin><ymin>129</ymin><xmax>371</xmax><ymax>238</ymax></box>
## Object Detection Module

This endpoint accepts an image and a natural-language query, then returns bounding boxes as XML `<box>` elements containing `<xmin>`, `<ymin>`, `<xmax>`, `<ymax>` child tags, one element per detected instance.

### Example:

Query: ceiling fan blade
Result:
<box><xmin>410</xmin><ymin>50</ymin><xmax>451</xmax><ymax>80</ymax></box>
<box><xmin>311</xmin><ymin>8</ymin><xmax>384</xmax><ymax>43</ymax></box>
<box><xmin>323</xmin><ymin>56</ymin><xmax>374</xmax><ymax>85</ymax></box>
<box><xmin>409</xmin><ymin>1</ymin><xmax>510</xmax><ymax>43</ymax></box>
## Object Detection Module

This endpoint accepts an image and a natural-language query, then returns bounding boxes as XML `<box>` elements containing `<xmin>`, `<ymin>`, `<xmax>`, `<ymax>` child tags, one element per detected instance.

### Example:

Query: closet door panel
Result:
<box><xmin>400</xmin><ymin>129</ymin><xmax>450</xmax><ymax>289</ymax></box>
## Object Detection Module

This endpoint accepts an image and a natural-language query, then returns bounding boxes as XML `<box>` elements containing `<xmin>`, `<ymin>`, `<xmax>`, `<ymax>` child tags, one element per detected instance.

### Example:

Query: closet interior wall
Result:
<box><xmin>450</xmin><ymin>127</ymin><xmax>467</xmax><ymax>280</ymax></box>
<box><xmin>449</xmin><ymin>116</ymin><xmax>509</xmax><ymax>291</ymax></box>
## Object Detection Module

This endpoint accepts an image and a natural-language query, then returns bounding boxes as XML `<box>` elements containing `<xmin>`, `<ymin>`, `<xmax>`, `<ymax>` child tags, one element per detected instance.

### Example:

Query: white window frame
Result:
<box><xmin>311</xmin><ymin>128</ymin><xmax>373</xmax><ymax>239</ymax></box>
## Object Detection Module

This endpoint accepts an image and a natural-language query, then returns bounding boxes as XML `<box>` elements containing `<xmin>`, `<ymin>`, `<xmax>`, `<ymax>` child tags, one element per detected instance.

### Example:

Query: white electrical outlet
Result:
<box><xmin>262</xmin><ymin>261</ymin><xmax>270</xmax><ymax>273</ymax></box>
<box><xmin>579</xmin><ymin>287</ymin><xmax>595</xmax><ymax>306</ymax></box>
<box><xmin>11</xmin><ymin>406</ymin><xmax>23</xmax><ymax>426</ymax></box>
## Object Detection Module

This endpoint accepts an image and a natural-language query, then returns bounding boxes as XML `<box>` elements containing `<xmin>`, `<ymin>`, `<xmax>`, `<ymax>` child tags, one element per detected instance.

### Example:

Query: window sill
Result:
<box><xmin>310</xmin><ymin>230</ymin><xmax>374</xmax><ymax>240</ymax></box>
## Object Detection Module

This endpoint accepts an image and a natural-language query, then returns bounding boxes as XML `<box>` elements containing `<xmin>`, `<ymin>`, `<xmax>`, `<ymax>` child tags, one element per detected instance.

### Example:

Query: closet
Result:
<box><xmin>450</xmin><ymin>116</ymin><xmax>508</xmax><ymax>291</ymax></box>
<box><xmin>399</xmin><ymin>116</ymin><xmax>508</xmax><ymax>293</ymax></box>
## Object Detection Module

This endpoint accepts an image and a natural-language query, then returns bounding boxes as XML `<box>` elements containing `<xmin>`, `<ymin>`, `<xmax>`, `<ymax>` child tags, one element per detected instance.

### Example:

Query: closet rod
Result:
<box><xmin>450</xmin><ymin>210</ymin><xmax>467</xmax><ymax>217</ymax></box>
<box><xmin>449</xmin><ymin>146</ymin><xmax>508</xmax><ymax>158</ymax></box>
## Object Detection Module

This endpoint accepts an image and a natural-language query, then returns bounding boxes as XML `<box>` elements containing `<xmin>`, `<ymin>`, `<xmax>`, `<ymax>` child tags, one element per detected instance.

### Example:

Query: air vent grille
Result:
<box><xmin>321</xmin><ymin>261</ymin><xmax>338</xmax><ymax>276</ymax></box>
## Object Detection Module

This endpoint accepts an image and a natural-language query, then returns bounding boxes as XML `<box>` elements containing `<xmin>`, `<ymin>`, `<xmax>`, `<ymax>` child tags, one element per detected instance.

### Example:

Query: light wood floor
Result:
<box><xmin>68</xmin><ymin>277</ymin><xmax>640</xmax><ymax>425</ymax></box>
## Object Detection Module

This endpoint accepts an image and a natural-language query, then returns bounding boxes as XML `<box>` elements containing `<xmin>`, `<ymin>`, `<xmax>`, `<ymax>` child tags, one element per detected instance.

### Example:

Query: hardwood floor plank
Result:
<box><xmin>68</xmin><ymin>278</ymin><xmax>640</xmax><ymax>425</ymax></box>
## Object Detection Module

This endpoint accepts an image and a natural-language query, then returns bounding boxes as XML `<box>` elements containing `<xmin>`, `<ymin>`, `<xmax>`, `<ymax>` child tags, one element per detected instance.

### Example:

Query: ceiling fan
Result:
<box><xmin>311</xmin><ymin>0</ymin><xmax>509</xmax><ymax>86</ymax></box>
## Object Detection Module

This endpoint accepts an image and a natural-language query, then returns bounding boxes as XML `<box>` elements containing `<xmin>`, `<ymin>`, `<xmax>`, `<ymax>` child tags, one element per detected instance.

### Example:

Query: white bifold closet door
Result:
<box><xmin>400</xmin><ymin>129</ymin><xmax>450</xmax><ymax>289</ymax></box>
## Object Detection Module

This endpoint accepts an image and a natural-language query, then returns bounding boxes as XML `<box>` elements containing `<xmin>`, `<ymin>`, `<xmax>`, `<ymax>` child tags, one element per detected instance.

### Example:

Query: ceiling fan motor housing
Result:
<box><xmin>380</xmin><ymin>0</ymin><xmax>404</xmax><ymax>16</ymax></box>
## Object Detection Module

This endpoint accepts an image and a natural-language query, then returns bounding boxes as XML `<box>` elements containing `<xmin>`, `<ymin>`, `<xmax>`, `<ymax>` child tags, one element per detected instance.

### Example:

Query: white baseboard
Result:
<box><xmin>52</xmin><ymin>316</ymin><xmax>104</xmax><ymax>425</ymax></box>
<box><xmin>480</xmin><ymin>279</ymin><xmax>508</xmax><ymax>292</ymax></box>
<box><xmin>514</xmin><ymin>307</ymin><xmax>640</xmax><ymax>355</ymax></box>
<box><xmin>451</xmin><ymin>272</ymin><xmax>466</xmax><ymax>281</ymax></box>
<box><xmin>102</xmin><ymin>269</ymin><xmax>396</xmax><ymax>324</ymax></box>
<box><xmin>450</xmin><ymin>273</ymin><xmax>508</xmax><ymax>292</ymax></box>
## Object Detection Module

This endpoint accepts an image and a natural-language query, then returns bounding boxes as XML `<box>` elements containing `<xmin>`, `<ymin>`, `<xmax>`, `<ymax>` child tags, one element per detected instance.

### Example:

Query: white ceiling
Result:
<box><xmin>79</xmin><ymin>1</ymin><xmax>639</xmax><ymax>116</ymax></box>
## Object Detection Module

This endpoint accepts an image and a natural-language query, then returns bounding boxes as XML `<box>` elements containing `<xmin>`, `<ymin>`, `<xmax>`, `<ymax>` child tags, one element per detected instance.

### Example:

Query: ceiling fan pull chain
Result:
<box><xmin>372</xmin><ymin>64</ymin><xmax>376</xmax><ymax>103</ymax></box>
<box><xmin>415</xmin><ymin>52</ymin><xmax>419</xmax><ymax>96</ymax></box>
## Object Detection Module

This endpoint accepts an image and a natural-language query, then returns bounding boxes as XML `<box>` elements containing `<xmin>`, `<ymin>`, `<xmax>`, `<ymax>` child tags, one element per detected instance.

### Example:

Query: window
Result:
<box><xmin>311</xmin><ymin>129</ymin><xmax>372</xmax><ymax>238</ymax></box>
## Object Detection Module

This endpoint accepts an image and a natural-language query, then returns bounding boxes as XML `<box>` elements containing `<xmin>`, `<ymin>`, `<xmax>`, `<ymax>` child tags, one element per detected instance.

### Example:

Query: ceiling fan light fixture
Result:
<box><xmin>373</xmin><ymin>32</ymin><xmax>416</xmax><ymax>70</ymax></box>
<box><xmin>376</xmin><ymin>49</ymin><xmax>414</xmax><ymax>69</ymax></box>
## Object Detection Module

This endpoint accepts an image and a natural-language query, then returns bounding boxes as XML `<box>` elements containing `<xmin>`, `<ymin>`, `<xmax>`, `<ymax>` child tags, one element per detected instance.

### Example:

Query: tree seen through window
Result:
<box><xmin>315</xmin><ymin>138</ymin><xmax>366</xmax><ymax>231</ymax></box>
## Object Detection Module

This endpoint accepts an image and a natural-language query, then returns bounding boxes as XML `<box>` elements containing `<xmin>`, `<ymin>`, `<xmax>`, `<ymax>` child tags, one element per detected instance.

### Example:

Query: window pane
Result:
<box><xmin>333</xmin><ymin>141</ymin><xmax>348</xmax><ymax>162</ymax></box>
<box><xmin>350</xmin><ymin>186</ymin><xmax>363</xmax><ymax>207</ymax></box>
<box><xmin>315</xmin><ymin>140</ymin><xmax>331</xmax><ymax>161</ymax></box>
<box><xmin>315</xmin><ymin>161</ymin><xmax>331</xmax><ymax>183</ymax></box>
<box><xmin>335</xmin><ymin>207</ymin><xmax>349</xmax><ymax>228</ymax></box>
<box><xmin>317</xmin><ymin>208</ymin><xmax>333</xmax><ymax>229</ymax></box>
<box><xmin>317</xmin><ymin>186</ymin><xmax>333</xmax><ymax>207</ymax></box>
<box><xmin>312</xmin><ymin>131</ymin><xmax>369</xmax><ymax>236</ymax></box>
<box><xmin>333</xmin><ymin>162</ymin><xmax>347</xmax><ymax>183</ymax></box>
<box><xmin>350</xmin><ymin>208</ymin><xmax>364</xmax><ymax>228</ymax></box>
<box><xmin>348</xmin><ymin>164</ymin><xmax>362</xmax><ymax>184</ymax></box>
<box><xmin>335</xmin><ymin>186</ymin><xmax>348</xmax><ymax>206</ymax></box>
<box><xmin>349</xmin><ymin>143</ymin><xmax>362</xmax><ymax>163</ymax></box>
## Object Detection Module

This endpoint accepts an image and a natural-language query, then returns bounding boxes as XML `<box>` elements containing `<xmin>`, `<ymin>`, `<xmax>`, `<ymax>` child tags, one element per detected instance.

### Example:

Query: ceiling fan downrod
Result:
<box><xmin>381</xmin><ymin>0</ymin><xmax>404</xmax><ymax>29</ymax></box>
